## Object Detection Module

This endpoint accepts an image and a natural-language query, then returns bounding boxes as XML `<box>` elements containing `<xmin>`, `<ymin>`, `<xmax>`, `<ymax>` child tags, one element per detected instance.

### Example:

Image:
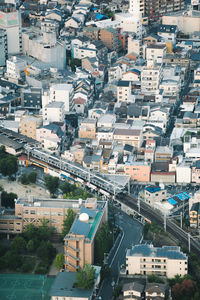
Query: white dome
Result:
<box><xmin>79</xmin><ymin>213</ymin><xmax>89</xmax><ymax>222</ymax></box>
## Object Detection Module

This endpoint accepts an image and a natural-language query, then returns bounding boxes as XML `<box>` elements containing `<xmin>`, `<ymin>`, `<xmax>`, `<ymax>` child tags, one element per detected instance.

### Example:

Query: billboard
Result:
<box><xmin>0</xmin><ymin>11</ymin><xmax>18</xmax><ymax>27</ymax></box>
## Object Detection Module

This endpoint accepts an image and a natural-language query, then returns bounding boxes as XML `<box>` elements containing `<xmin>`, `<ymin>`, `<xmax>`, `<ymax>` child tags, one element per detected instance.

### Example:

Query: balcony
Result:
<box><xmin>67</xmin><ymin>252</ymin><xmax>80</xmax><ymax>261</ymax></box>
<box><xmin>66</xmin><ymin>261</ymin><xmax>79</xmax><ymax>270</ymax></box>
<box><xmin>67</xmin><ymin>244</ymin><xmax>80</xmax><ymax>252</ymax></box>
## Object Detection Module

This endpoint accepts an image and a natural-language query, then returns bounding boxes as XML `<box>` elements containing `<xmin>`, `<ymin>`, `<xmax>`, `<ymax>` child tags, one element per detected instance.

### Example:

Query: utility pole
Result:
<box><xmin>164</xmin><ymin>214</ymin><xmax>166</xmax><ymax>232</ymax></box>
<box><xmin>137</xmin><ymin>197</ymin><xmax>140</xmax><ymax>213</ymax></box>
<box><xmin>88</xmin><ymin>168</ymin><xmax>90</xmax><ymax>184</ymax></box>
<box><xmin>128</xmin><ymin>180</ymin><xmax>130</xmax><ymax>195</ymax></box>
<box><xmin>180</xmin><ymin>212</ymin><xmax>182</xmax><ymax>229</ymax></box>
<box><xmin>188</xmin><ymin>233</ymin><xmax>191</xmax><ymax>253</ymax></box>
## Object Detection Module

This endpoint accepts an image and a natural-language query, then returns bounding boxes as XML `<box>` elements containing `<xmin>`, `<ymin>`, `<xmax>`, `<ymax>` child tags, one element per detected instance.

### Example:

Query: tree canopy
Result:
<box><xmin>54</xmin><ymin>253</ymin><xmax>64</xmax><ymax>270</ymax></box>
<box><xmin>76</xmin><ymin>264</ymin><xmax>95</xmax><ymax>290</ymax></box>
<box><xmin>45</xmin><ymin>175</ymin><xmax>59</xmax><ymax>195</ymax></box>
<box><xmin>62</xmin><ymin>208</ymin><xmax>76</xmax><ymax>236</ymax></box>
<box><xmin>0</xmin><ymin>155</ymin><xmax>18</xmax><ymax>177</ymax></box>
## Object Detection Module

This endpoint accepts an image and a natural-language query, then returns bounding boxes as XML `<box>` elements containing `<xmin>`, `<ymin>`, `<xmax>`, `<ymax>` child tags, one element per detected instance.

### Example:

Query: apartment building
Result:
<box><xmin>0</xmin><ymin>29</ymin><xmax>7</xmax><ymax>67</ymax></box>
<box><xmin>20</xmin><ymin>115</ymin><xmax>42</xmax><ymax>140</ymax></box>
<box><xmin>145</xmin><ymin>44</ymin><xmax>166</xmax><ymax>64</ymax></box>
<box><xmin>99</xmin><ymin>28</ymin><xmax>121</xmax><ymax>52</ymax></box>
<box><xmin>43</xmin><ymin>102</ymin><xmax>65</xmax><ymax>124</ymax></box>
<box><xmin>113</xmin><ymin>128</ymin><xmax>143</xmax><ymax>148</ymax></box>
<box><xmin>141</xmin><ymin>62</ymin><xmax>162</xmax><ymax>95</ymax></box>
<box><xmin>117</xmin><ymin>81</ymin><xmax>131</xmax><ymax>102</ymax></box>
<box><xmin>82</xmin><ymin>26</ymin><xmax>99</xmax><ymax>40</ymax></box>
<box><xmin>5</xmin><ymin>56</ymin><xmax>26</xmax><ymax>81</ymax></box>
<box><xmin>144</xmin><ymin>186</ymin><xmax>167</xmax><ymax>206</ymax></box>
<box><xmin>64</xmin><ymin>198</ymin><xmax>108</xmax><ymax>272</ymax></box>
<box><xmin>191</xmin><ymin>160</ymin><xmax>200</xmax><ymax>183</ymax></box>
<box><xmin>190</xmin><ymin>202</ymin><xmax>200</xmax><ymax>228</ymax></box>
<box><xmin>124</xmin><ymin>161</ymin><xmax>151</xmax><ymax>182</ymax></box>
<box><xmin>155</xmin><ymin>146</ymin><xmax>173</xmax><ymax>162</ymax></box>
<box><xmin>126</xmin><ymin>244</ymin><xmax>188</xmax><ymax>278</ymax></box>
<box><xmin>49</xmin><ymin>83</ymin><xmax>74</xmax><ymax>112</ymax></box>
<box><xmin>78</xmin><ymin>119</ymin><xmax>96</xmax><ymax>139</ymax></box>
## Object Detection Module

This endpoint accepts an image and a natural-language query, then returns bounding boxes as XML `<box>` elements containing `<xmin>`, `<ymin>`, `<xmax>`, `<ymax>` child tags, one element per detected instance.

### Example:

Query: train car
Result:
<box><xmin>99</xmin><ymin>189</ymin><xmax>111</xmax><ymax>197</ymax></box>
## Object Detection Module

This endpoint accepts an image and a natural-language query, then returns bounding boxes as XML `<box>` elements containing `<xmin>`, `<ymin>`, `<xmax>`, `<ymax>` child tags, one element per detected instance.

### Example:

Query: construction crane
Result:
<box><xmin>24</xmin><ymin>59</ymin><xmax>35</xmax><ymax>76</ymax></box>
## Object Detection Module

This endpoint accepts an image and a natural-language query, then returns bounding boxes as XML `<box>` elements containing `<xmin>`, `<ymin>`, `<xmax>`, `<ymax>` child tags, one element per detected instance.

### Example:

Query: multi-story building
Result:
<box><xmin>64</xmin><ymin>198</ymin><xmax>107</xmax><ymax>272</ymax></box>
<box><xmin>78</xmin><ymin>119</ymin><xmax>96</xmax><ymax>139</ymax></box>
<box><xmin>99</xmin><ymin>28</ymin><xmax>121</xmax><ymax>52</ymax></box>
<box><xmin>82</xmin><ymin>26</ymin><xmax>99</xmax><ymax>40</ymax></box>
<box><xmin>117</xmin><ymin>81</ymin><xmax>131</xmax><ymax>102</ymax></box>
<box><xmin>126</xmin><ymin>244</ymin><xmax>188</xmax><ymax>278</ymax></box>
<box><xmin>43</xmin><ymin>101</ymin><xmax>65</xmax><ymax>124</ymax></box>
<box><xmin>141</xmin><ymin>61</ymin><xmax>162</xmax><ymax>95</ymax></box>
<box><xmin>49</xmin><ymin>84</ymin><xmax>74</xmax><ymax>112</ymax></box>
<box><xmin>0</xmin><ymin>8</ymin><xmax>22</xmax><ymax>54</ymax></box>
<box><xmin>113</xmin><ymin>128</ymin><xmax>143</xmax><ymax>148</ymax></box>
<box><xmin>21</xmin><ymin>88</ymin><xmax>42</xmax><ymax>109</ymax></box>
<box><xmin>145</xmin><ymin>44</ymin><xmax>166</xmax><ymax>64</ymax></box>
<box><xmin>124</xmin><ymin>161</ymin><xmax>151</xmax><ymax>182</ymax></box>
<box><xmin>144</xmin><ymin>186</ymin><xmax>167</xmax><ymax>206</ymax></box>
<box><xmin>155</xmin><ymin>146</ymin><xmax>173</xmax><ymax>162</ymax></box>
<box><xmin>191</xmin><ymin>160</ymin><xmax>200</xmax><ymax>183</ymax></box>
<box><xmin>5</xmin><ymin>56</ymin><xmax>26</xmax><ymax>81</ymax></box>
<box><xmin>0</xmin><ymin>29</ymin><xmax>7</xmax><ymax>66</ymax></box>
<box><xmin>0</xmin><ymin>197</ymin><xmax>107</xmax><ymax>238</ymax></box>
<box><xmin>20</xmin><ymin>115</ymin><xmax>42</xmax><ymax>140</ymax></box>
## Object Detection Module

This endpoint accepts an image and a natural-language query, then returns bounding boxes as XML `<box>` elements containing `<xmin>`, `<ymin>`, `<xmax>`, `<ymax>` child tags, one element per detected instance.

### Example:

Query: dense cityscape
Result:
<box><xmin>0</xmin><ymin>0</ymin><xmax>200</xmax><ymax>298</ymax></box>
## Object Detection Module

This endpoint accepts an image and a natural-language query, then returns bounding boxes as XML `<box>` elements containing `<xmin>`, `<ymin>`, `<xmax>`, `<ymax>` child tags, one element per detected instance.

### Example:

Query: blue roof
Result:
<box><xmin>146</xmin><ymin>186</ymin><xmax>161</xmax><ymax>193</ymax></box>
<box><xmin>131</xmin><ymin>68</ymin><xmax>141</xmax><ymax>75</ymax></box>
<box><xmin>176</xmin><ymin>192</ymin><xmax>190</xmax><ymax>201</ymax></box>
<box><xmin>185</xmin><ymin>41</ymin><xmax>193</xmax><ymax>46</ymax></box>
<box><xmin>70</xmin><ymin>219</ymin><xmax>91</xmax><ymax>236</ymax></box>
<box><xmin>95</xmin><ymin>13</ymin><xmax>105</xmax><ymax>20</ymax></box>
<box><xmin>168</xmin><ymin>198</ymin><xmax>178</xmax><ymax>206</ymax></box>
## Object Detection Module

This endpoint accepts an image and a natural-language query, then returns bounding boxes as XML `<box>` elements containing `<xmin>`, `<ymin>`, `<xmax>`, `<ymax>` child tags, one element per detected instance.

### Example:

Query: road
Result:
<box><xmin>98</xmin><ymin>209</ymin><xmax>143</xmax><ymax>300</ymax></box>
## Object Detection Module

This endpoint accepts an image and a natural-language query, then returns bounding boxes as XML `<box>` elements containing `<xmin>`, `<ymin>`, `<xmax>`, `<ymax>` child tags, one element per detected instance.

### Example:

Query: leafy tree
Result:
<box><xmin>76</xmin><ymin>264</ymin><xmax>95</xmax><ymax>290</ymax></box>
<box><xmin>54</xmin><ymin>253</ymin><xmax>64</xmax><ymax>270</ymax></box>
<box><xmin>3</xmin><ymin>251</ymin><xmax>21</xmax><ymax>270</ymax></box>
<box><xmin>45</xmin><ymin>175</ymin><xmax>59</xmax><ymax>195</ymax></box>
<box><xmin>148</xmin><ymin>274</ymin><xmax>164</xmax><ymax>283</ymax></box>
<box><xmin>28</xmin><ymin>171</ymin><xmax>37</xmax><ymax>183</ymax></box>
<box><xmin>113</xmin><ymin>285</ymin><xmax>122</xmax><ymax>299</ymax></box>
<box><xmin>36</xmin><ymin>241</ymin><xmax>55</xmax><ymax>260</ymax></box>
<box><xmin>23</xmin><ymin>224</ymin><xmax>36</xmax><ymax>240</ymax></box>
<box><xmin>0</xmin><ymin>156</ymin><xmax>18</xmax><ymax>177</ymax></box>
<box><xmin>20</xmin><ymin>173</ymin><xmax>29</xmax><ymax>185</ymax></box>
<box><xmin>27</xmin><ymin>240</ymin><xmax>35</xmax><ymax>252</ymax></box>
<box><xmin>62</xmin><ymin>208</ymin><xmax>76</xmax><ymax>236</ymax></box>
<box><xmin>60</xmin><ymin>182</ymin><xmax>76</xmax><ymax>194</ymax></box>
<box><xmin>1</xmin><ymin>191</ymin><xmax>17</xmax><ymax>208</ymax></box>
<box><xmin>11</xmin><ymin>236</ymin><xmax>26</xmax><ymax>253</ymax></box>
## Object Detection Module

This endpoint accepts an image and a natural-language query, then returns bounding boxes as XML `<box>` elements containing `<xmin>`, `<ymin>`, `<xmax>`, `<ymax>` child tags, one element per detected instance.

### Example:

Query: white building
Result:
<box><xmin>0</xmin><ymin>29</ymin><xmax>7</xmax><ymax>66</ymax></box>
<box><xmin>126</xmin><ymin>244</ymin><xmax>188</xmax><ymax>278</ymax></box>
<box><xmin>43</xmin><ymin>101</ymin><xmax>65</xmax><ymax>124</ymax></box>
<box><xmin>22</xmin><ymin>29</ymin><xmax>66</xmax><ymax>69</ymax></box>
<box><xmin>117</xmin><ymin>80</ymin><xmax>131</xmax><ymax>102</ymax></box>
<box><xmin>176</xmin><ymin>162</ymin><xmax>191</xmax><ymax>183</ymax></box>
<box><xmin>128</xmin><ymin>37</ymin><xmax>142</xmax><ymax>56</ymax></box>
<box><xmin>97</xmin><ymin>114</ymin><xmax>116</xmax><ymax>128</ymax></box>
<box><xmin>49</xmin><ymin>84</ymin><xmax>74</xmax><ymax>112</ymax></box>
<box><xmin>0</xmin><ymin>9</ymin><xmax>22</xmax><ymax>55</ymax></box>
<box><xmin>159</xmin><ymin>79</ymin><xmax>180</xmax><ymax>97</ymax></box>
<box><xmin>141</xmin><ymin>61</ymin><xmax>162</xmax><ymax>95</ymax></box>
<box><xmin>5</xmin><ymin>56</ymin><xmax>26</xmax><ymax>80</ymax></box>
<box><xmin>145</xmin><ymin>44</ymin><xmax>166</xmax><ymax>64</ymax></box>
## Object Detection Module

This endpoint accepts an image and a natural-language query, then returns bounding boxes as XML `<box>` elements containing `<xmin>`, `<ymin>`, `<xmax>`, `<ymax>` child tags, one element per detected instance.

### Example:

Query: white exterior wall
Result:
<box><xmin>162</xmin><ymin>14</ymin><xmax>200</xmax><ymax>35</ymax></box>
<box><xmin>146</xmin><ymin>47</ymin><xmax>165</xmax><ymax>64</ymax></box>
<box><xmin>73</xmin><ymin>46</ymin><xmax>96</xmax><ymax>60</ymax></box>
<box><xmin>128</xmin><ymin>37</ymin><xmax>141</xmax><ymax>56</ymax></box>
<box><xmin>43</xmin><ymin>103</ymin><xmax>65</xmax><ymax>124</ymax></box>
<box><xmin>117</xmin><ymin>84</ymin><xmax>131</xmax><ymax>102</ymax></box>
<box><xmin>0</xmin><ymin>11</ymin><xmax>22</xmax><ymax>54</ymax></box>
<box><xmin>96</xmin><ymin>131</ymin><xmax>113</xmax><ymax>141</ymax></box>
<box><xmin>126</xmin><ymin>255</ymin><xmax>141</xmax><ymax>275</ymax></box>
<box><xmin>122</xmin><ymin>72</ymin><xmax>140</xmax><ymax>81</ymax></box>
<box><xmin>141</xmin><ymin>65</ymin><xmax>162</xmax><ymax>95</ymax></box>
<box><xmin>176</xmin><ymin>165</ymin><xmax>191</xmax><ymax>183</ymax></box>
<box><xmin>49</xmin><ymin>84</ymin><xmax>74</xmax><ymax>112</ymax></box>
<box><xmin>6</xmin><ymin>56</ymin><xmax>26</xmax><ymax>79</ymax></box>
<box><xmin>167</xmin><ymin>258</ymin><xmax>188</xmax><ymax>277</ymax></box>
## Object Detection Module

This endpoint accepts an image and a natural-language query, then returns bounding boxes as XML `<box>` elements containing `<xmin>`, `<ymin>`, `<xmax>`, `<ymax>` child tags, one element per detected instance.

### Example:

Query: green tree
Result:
<box><xmin>113</xmin><ymin>285</ymin><xmax>122</xmax><ymax>299</ymax></box>
<box><xmin>76</xmin><ymin>264</ymin><xmax>95</xmax><ymax>290</ymax></box>
<box><xmin>27</xmin><ymin>240</ymin><xmax>35</xmax><ymax>252</ymax></box>
<box><xmin>45</xmin><ymin>175</ymin><xmax>59</xmax><ymax>195</ymax></box>
<box><xmin>36</xmin><ymin>241</ymin><xmax>55</xmax><ymax>260</ymax></box>
<box><xmin>62</xmin><ymin>208</ymin><xmax>76</xmax><ymax>236</ymax></box>
<box><xmin>11</xmin><ymin>236</ymin><xmax>26</xmax><ymax>253</ymax></box>
<box><xmin>3</xmin><ymin>250</ymin><xmax>21</xmax><ymax>270</ymax></box>
<box><xmin>1</xmin><ymin>191</ymin><xmax>17</xmax><ymax>208</ymax></box>
<box><xmin>54</xmin><ymin>253</ymin><xmax>64</xmax><ymax>270</ymax></box>
<box><xmin>0</xmin><ymin>156</ymin><xmax>18</xmax><ymax>177</ymax></box>
<box><xmin>20</xmin><ymin>173</ymin><xmax>29</xmax><ymax>185</ymax></box>
<box><xmin>28</xmin><ymin>171</ymin><xmax>37</xmax><ymax>183</ymax></box>
<box><xmin>23</xmin><ymin>224</ymin><xmax>36</xmax><ymax>240</ymax></box>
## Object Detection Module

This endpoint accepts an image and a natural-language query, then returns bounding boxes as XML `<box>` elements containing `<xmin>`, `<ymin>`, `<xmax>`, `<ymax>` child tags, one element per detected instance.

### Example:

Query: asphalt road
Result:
<box><xmin>98</xmin><ymin>209</ymin><xmax>143</xmax><ymax>300</ymax></box>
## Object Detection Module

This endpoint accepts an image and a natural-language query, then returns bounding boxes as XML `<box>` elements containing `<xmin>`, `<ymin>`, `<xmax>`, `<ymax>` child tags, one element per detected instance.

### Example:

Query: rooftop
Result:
<box><xmin>127</xmin><ymin>244</ymin><xmax>187</xmax><ymax>260</ymax></box>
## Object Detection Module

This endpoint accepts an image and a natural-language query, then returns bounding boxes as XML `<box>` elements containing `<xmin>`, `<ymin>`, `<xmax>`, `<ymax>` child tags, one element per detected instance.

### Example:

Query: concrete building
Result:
<box><xmin>78</xmin><ymin>119</ymin><xmax>96</xmax><ymax>139</ymax></box>
<box><xmin>126</xmin><ymin>244</ymin><xmax>188</xmax><ymax>278</ymax></box>
<box><xmin>43</xmin><ymin>102</ymin><xmax>65</xmax><ymax>124</ymax></box>
<box><xmin>141</xmin><ymin>61</ymin><xmax>162</xmax><ymax>95</ymax></box>
<box><xmin>155</xmin><ymin>146</ymin><xmax>173</xmax><ymax>162</ymax></box>
<box><xmin>123</xmin><ymin>282</ymin><xmax>144</xmax><ymax>300</ymax></box>
<box><xmin>0</xmin><ymin>8</ymin><xmax>22</xmax><ymax>55</ymax></box>
<box><xmin>0</xmin><ymin>29</ymin><xmax>7</xmax><ymax>66</ymax></box>
<box><xmin>162</xmin><ymin>10</ymin><xmax>200</xmax><ymax>35</ymax></box>
<box><xmin>124</xmin><ymin>161</ymin><xmax>151</xmax><ymax>182</ymax></box>
<box><xmin>144</xmin><ymin>186</ymin><xmax>167</xmax><ymax>206</ymax></box>
<box><xmin>20</xmin><ymin>115</ymin><xmax>42</xmax><ymax>140</ymax></box>
<box><xmin>22</xmin><ymin>28</ymin><xmax>66</xmax><ymax>69</ymax></box>
<box><xmin>36</xmin><ymin>123</ymin><xmax>64</xmax><ymax>150</ymax></box>
<box><xmin>5</xmin><ymin>56</ymin><xmax>26</xmax><ymax>81</ymax></box>
<box><xmin>190</xmin><ymin>201</ymin><xmax>200</xmax><ymax>229</ymax></box>
<box><xmin>117</xmin><ymin>81</ymin><xmax>131</xmax><ymax>102</ymax></box>
<box><xmin>49</xmin><ymin>84</ymin><xmax>74</xmax><ymax>112</ymax></box>
<box><xmin>114</xmin><ymin>128</ymin><xmax>143</xmax><ymax>148</ymax></box>
<box><xmin>145</xmin><ymin>44</ymin><xmax>166</xmax><ymax>64</ymax></box>
<box><xmin>64</xmin><ymin>198</ymin><xmax>107</xmax><ymax>272</ymax></box>
<box><xmin>99</xmin><ymin>28</ymin><xmax>121</xmax><ymax>52</ymax></box>
<box><xmin>176</xmin><ymin>161</ymin><xmax>191</xmax><ymax>184</ymax></box>
<box><xmin>191</xmin><ymin>160</ymin><xmax>200</xmax><ymax>183</ymax></box>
